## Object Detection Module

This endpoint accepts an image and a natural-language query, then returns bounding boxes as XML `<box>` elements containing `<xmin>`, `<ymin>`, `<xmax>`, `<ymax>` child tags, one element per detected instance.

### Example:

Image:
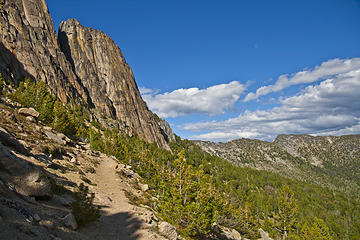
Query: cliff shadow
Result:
<box><xmin>57</xmin><ymin>30</ymin><xmax>95</xmax><ymax>109</ymax></box>
<box><xmin>0</xmin><ymin>42</ymin><xmax>35</xmax><ymax>86</ymax></box>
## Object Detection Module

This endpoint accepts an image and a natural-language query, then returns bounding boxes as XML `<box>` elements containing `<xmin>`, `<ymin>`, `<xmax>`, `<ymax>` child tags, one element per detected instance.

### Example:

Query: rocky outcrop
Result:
<box><xmin>0</xmin><ymin>142</ymin><xmax>52</xmax><ymax>198</ymax></box>
<box><xmin>0</xmin><ymin>0</ymin><xmax>88</xmax><ymax>104</ymax></box>
<box><xmin>58</xmin><ymin>19</ymin><xmax>170</xmax><ymax>149</ymax></box>
<box><xmin>0</xmin><ymin>0</ymin><xmax>172</xmax><ymax>149</ymax></box>
<box><xmin>18</xmin><ymin>107</ymin><xmax>39</xmax><ymax>118</ymax></box>
<box><xmin>158</xmin><ymin>221</ymin><xmax>178</xmax><ymax>240</ymax></box>
<box><xmin>158</xmin><ymin>118</ymin><xmax>176</xmax><ymax>142</ymax></box>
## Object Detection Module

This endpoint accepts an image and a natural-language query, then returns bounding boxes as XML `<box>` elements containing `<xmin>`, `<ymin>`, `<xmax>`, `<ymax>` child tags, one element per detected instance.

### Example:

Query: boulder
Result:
<box><xmin>44</xmin><ymin>131</ymin><xmax>66</xmax><ymax>145</ymax></box>
<box><xmin>140</xmin><ymin>183</ymin><xmax>149</xmax><ymax>192</ymax></box>
<box><xmin>121</xmin><ymin>169</ymin><xmax>134</xmax><ymax>178</ymax></box>
<box><xmin>57</xmin><ymin>133</ymin><xmax>71</xmax><ymax>143</ymax></box>
<box><xmin>26</xmin><ymin>116</ymin><xmax>36</xmax><ymax>122</ymax></box>
<box><xmin>52</xmin><ymin>194</ymin><xmax>74</xmax><ymax>207</ymax></box>
<box><xmin>18</xmin><ymin>108</ymin><xmax>39</xmax><ymax>119</ymax></box>
<box><xmin>0</xmin><ymin>127</ymin><xmax>28</xmax><ymax>155</ymax></box>
<box><xmin>63</xmin><ymin>213</ymin><xmax>78</xmax><ymax>230</ymax></box>
<box><xmin>221</xmin><ymin>226</ymin><xmax>242</xmax><ymax>240</ymax></box>
<box><xmin>158</xmin><ymin>222</ymin><xmax>177</xmax><ymax>240</ymax></box>
<box><xmin>258</xmin><ymin>228</ymin><xmax>273</xmax><ymax>240</ymax></box>
<box><xmin>0</xmin><ymin>143</ymin><xmax>52</xmax><ymax>199</ymax></box>
<box><xmin>15</xmin><ymin>170</ymin><xmax>52</xmax><ymax>199</ymax></box>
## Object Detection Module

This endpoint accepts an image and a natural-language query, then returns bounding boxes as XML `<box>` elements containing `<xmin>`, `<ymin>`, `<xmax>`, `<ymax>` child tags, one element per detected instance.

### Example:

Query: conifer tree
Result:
<box><xmin>275</xmin><ymin>185</ymin><xmax>298</xmax><ymax>240</ymax></box>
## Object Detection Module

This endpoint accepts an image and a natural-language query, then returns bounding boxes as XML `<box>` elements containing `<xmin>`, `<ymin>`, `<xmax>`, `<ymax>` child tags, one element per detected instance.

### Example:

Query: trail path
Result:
<box><xmin>78</xmin><ymin>154</ymin><xmax>165</xmax><ymax>240</ymax></box>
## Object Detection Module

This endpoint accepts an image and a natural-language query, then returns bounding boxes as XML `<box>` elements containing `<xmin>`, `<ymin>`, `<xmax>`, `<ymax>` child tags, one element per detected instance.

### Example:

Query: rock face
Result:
<box><xmin>0</xmin><ymin>0</ymin><xmax>172</xmax><ymax>149</ymax></box>
<box><xmin>158</xmin><ymin>118</ymin><xmax>176</xmax><ymax>142</ymax></box>
<box><xmin>58</xmin><ymin>19</ymin><xmax>170</xmax><ymax>149</ymax></box>
<box><xmin>0</xmin><ymin>0</ymin><xmax>87</xmax><ymax>104</ymax></box>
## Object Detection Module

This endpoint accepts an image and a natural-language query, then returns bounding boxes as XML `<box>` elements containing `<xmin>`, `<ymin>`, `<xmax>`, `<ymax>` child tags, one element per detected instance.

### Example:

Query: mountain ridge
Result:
<box><xmin>195</xmin><ymin>134</ymin><xmax>360</xmax><ymax>194</ymax></box>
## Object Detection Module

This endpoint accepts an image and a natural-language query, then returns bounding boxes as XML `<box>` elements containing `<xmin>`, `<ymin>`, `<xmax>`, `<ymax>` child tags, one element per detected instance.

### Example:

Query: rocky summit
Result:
<box><xmin>0</xmin><ymin>0</ymin><xmax>172</xmax><ymax>149</ymax></box>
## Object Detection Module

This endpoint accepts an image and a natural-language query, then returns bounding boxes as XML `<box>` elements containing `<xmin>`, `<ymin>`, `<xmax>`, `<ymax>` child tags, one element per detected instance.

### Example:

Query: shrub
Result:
<box><xmin>72</xmin><ymin>183</ymin><xmax>100</xmax><ymax>226</ymax></box>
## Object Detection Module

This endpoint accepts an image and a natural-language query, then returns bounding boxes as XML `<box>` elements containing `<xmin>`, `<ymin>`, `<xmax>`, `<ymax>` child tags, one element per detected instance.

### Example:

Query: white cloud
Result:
<box><xmin>185</xmin><ymin>68</ymin><xmax>360</xmax><ymax>142</ymax></box>
<box><xmin>141</xmin><ymin>81</ymin><xmax>246</xmax><ymax>118</ymax></box>
<box><xmin>244</xmin><ymin>58</ymin><xmax>360</xmax><ymax>102</ymax></box>
<box><xmin>139</xmin><ymin>87</ymin><xmax>159</xmax><ymax>95</ymax></box>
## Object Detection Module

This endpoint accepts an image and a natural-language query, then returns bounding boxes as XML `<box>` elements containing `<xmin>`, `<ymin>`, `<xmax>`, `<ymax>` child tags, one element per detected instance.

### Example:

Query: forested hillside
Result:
<box><xmin>195</xmin><ymin>135</ymin><xmax>360</xmax><ymax>195</ymax></box>
<box><xmin>2</xmin><ymin>76</ymin><xmax>359</xmax><ymax>239</ymax></box>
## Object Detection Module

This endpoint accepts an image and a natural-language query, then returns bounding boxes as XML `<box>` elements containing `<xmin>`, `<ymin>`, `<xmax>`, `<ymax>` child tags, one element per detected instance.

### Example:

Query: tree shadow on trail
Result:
<box><xmin>78</xmin><ymin>211</ymin><xmax>146</xmax><ymax>240</ymax></box>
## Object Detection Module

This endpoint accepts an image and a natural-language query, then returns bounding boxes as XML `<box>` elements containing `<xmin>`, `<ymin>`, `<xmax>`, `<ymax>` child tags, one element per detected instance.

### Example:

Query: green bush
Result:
<box><xmin>72</xmin><ymin>183</ymin><xmax>100</xmax><ymax>226</ymax></box>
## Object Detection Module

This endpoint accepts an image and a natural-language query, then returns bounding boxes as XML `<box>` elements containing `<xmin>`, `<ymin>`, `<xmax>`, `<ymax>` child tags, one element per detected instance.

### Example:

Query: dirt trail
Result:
<box><xmin>79</xmin><ymin>155</ymin><xmax>164</xmax><ymax>240</ymax></box>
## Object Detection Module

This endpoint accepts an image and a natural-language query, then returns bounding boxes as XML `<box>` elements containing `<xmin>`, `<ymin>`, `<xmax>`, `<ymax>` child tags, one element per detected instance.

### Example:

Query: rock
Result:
<box><xmin>44</xmin><ymin>131</ymin><xmax>66</xmax><ymax>145</ymax></box>
<box><xmin>140</xmin><ymin>184</ymin><xmax>149</xmax><ymax>192</ymax></box>
<box><xmin>0</xmin><ymin>127</ymin><xmax>28</xmax><ymax>154</ymax></box>
<box><xmin>221</xmin><ymin>226</ymin><xmax>242</xmax><ymax>240</ymax></box>
<box><xmin>35</xmin><ymin>154</ymin><xmax>52</xmax><ymax>165</ymax></box>
<box><xmin>26</xmin><ymin>116</ymin><xmax>36</xmax><ymax>122</ymax></box>
<box><xmin>158</xmin><ymin>222</ymin><xmax>177</xmax><ymax>240</ymax></box>
<box><xmin>53</xmin><ymin>195</ymin><xmax>74</xmax><ymax>207</ymax></box>
<box><xmin>43</xmin><ymin>126</ymin><xmax>53</xmax><ymax>131</ymax></box>
<box><xmin>231</xmin><ymin>229</ymin><xmax>242</xmax><ymax>239</ymax></box>
<box><xmin>258</xmin><ymin>228</ymin><xmax>273</xmax><ymax>240</ymax></box>
<box><xmin>33</xmin><ymin>213</ymin><xmax>41</xmax><ymax>222</ymax></box>
<box><xmin>19</xmin><ymin>170</ymin><xmax>53</xmax><ymax>198</ymax></box>
<box><xmin>121</xmin><ymin>169</ymin><xmax>134</xmax><ymax>178</ymax></box>
<box><xmin>39</xmin><ymin>220</ymin><xmax>55</xmax><ymax>230</ymax></box>
<box><xmin>63</xmin><ymin>213</ymin><xmax>78</xmax><ymax>230</ymax></box>
<box><xmin>0</xmin><ymin>143</ymin><xmax>52</xmax><ymax>198</ymax></box>
<box><xmin>70</xmin><ymin>157</ymin><xmax>79</xmax><ymax>165</ymax></box>
<box><xmin>57</xmin><ymin>133</ymin><xmax>71</xmax><ymax>143</ymax></box>
<box><xmin>4</xmin><ymin>111</ymin><xmax>17</xmax><ymax>122</ymax></box>
<box><xmin>158</xmin><ymin>119</ymin><xmax>176</xmax><ymax>142</ymax></box>
<box><xmin>18</xmin><ymin>108</ymin><xmax>39</xmax><ymax>119</ymax></box>
<box><xmin>212</xmin><ymin>222</ymin><xmax>221</xmax><ymax>232</ymax></box>
<box><xmin>17</xmin><ymin>125</ymin><xmax>24</xmax><ymax>132</ymax></box>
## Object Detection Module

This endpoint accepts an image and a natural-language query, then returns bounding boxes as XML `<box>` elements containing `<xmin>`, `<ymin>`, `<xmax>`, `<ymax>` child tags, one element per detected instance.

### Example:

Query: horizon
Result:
<box><xmin>48</xmin><ymin>0</ymin><xmax>360</xmax><ymax>142</ymax></box>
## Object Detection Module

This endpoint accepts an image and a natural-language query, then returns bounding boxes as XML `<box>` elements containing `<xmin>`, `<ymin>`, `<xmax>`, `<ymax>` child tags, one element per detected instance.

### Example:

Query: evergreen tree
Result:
<box><xmin>309</xmin><ymin>217</ymin><xmax>333</xmax><ymax>240</ymax></box>
<box><xmin>275</xmin><ymin>185</ymin><xmax>298</xmax><ymax>240</ymax></box>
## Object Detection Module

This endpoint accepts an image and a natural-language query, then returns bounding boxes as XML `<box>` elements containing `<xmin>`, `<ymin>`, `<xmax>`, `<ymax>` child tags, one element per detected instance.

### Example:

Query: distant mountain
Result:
<box><xmin>195</xmin><ymin>134</ymin><xmax>360</xmax><ymax>194</ymax></box>
<box><xmin>0</xmin><ymin>0</ymin><xmax>172</xmax><ymax>149</ymax></box>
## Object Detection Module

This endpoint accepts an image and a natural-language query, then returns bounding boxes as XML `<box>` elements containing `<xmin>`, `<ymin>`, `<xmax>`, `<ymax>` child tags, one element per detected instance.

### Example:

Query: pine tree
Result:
<box><xmin>309</xmin><ymin>217</ymin><xmax>333</xmax><ymax>240</ymax></box>
<box><xmin>275</xmin><ymin>185</ymin><xmax>298</xmax><ymax>240</ymax></box>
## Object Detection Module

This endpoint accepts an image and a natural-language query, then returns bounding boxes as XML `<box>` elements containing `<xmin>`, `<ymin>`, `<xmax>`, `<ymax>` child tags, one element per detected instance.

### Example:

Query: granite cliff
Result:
<box><xmin>0</xmin><ymin>0</ymin><xmax>172</xmax><ymax>149</ymax></box>
<box><xmin>0</xmin><ymin>0</ymin><xmax>87</xmax><ymax>103</ymax></box>
<box><xmin>58</xmin><ymin>19</ymin><xmax>169</xmax><ymax>149</ymax></box>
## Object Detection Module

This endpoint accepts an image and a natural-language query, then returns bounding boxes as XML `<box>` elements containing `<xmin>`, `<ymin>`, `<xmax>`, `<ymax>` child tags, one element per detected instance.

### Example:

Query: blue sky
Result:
<box><xmin>48</xmin><ymin>0</ymin><xmax>360</xmax><ymax>142</ymax></box>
